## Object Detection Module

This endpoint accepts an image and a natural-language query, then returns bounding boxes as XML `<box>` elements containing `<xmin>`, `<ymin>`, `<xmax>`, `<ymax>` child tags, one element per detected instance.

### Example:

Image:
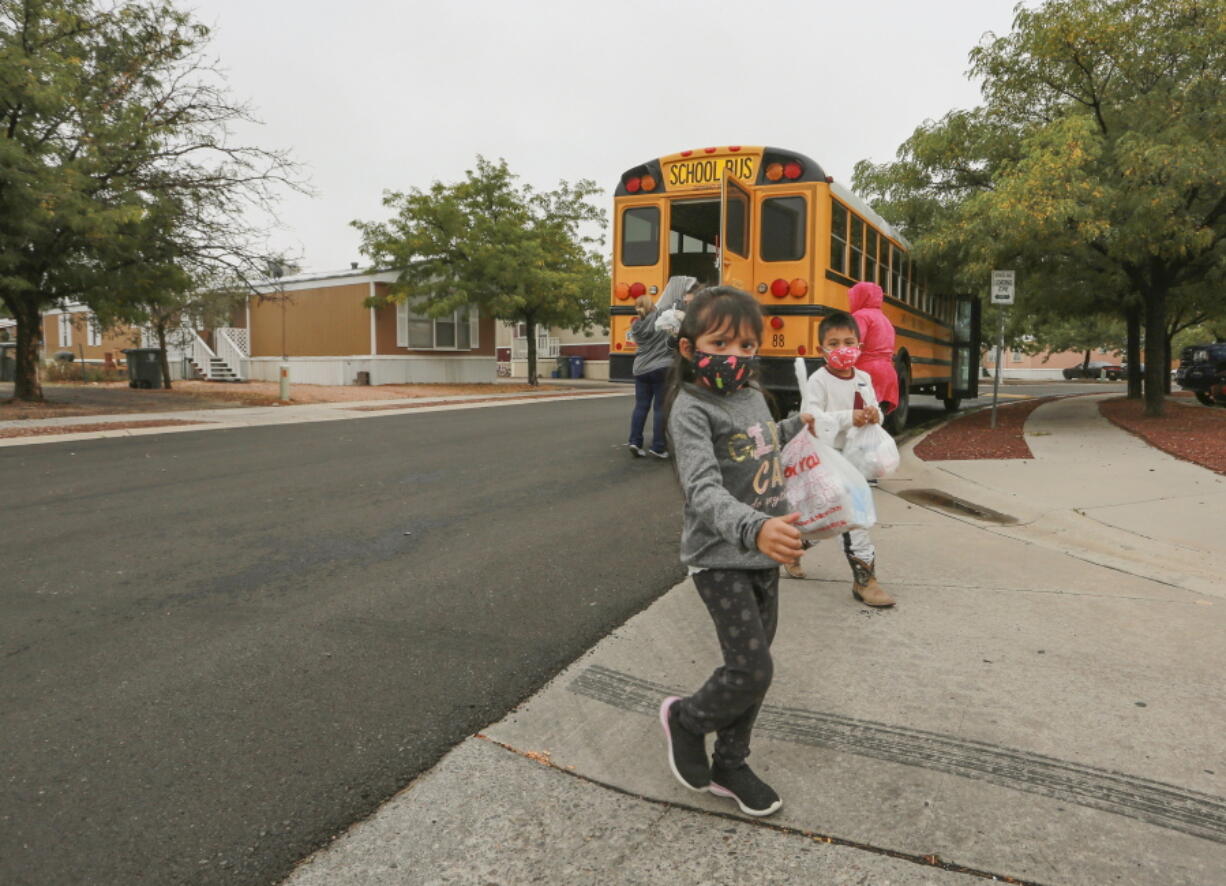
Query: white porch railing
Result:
<box><xmin>512</xmin><ymin>335</ymin><xmax>560</xmax><ymax>360</ymax></box>
<box><xmin>191</xmin><ymin>332</ymin><xmax>216</xmax><ymax>379</ymax></box>
<box><xmin>215</xmin><ymin>328</ymin><xmax>249</xmax><ymax>379</ymax></box>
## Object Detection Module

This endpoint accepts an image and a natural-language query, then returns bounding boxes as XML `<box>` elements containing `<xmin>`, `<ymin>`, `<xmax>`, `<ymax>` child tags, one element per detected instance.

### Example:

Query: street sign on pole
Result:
<box><xmin>990</xmin><ymin>270</ymin><xmax>1014</xmax><ymax>428</ymax></box>
<box><xmin>991</xmin><ymin>270</ymin><xmax>1015</xmax><ymax>305</ymax></box>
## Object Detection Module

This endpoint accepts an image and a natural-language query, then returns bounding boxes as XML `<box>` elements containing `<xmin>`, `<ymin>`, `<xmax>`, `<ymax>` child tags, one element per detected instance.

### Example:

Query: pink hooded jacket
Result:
<box><xmin>847</xmin><ymin>282</ymin><xmax>899</xmax><ymax>411</ymax></box>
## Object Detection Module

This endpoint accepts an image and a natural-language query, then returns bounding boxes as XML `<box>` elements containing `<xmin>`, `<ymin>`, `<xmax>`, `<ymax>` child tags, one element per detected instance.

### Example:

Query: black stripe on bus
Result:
<box><xmin>611</xmin><ymin>306</ymin><xmax>637</xmax><ymax>315</ymax></box>
<box><xmin>896</xmin><ymin>328</ymin><xmax>953</xmax><ymax>347</ymax></box>
<box><xmin>910</xmin><ymin>357</ymin><xmax>954</xmax><ymax>367</ymax></box>
<box><xmin>822</xmin><ymin>269</ymin><xmax>955</xmax><ymax>331</ymax></box>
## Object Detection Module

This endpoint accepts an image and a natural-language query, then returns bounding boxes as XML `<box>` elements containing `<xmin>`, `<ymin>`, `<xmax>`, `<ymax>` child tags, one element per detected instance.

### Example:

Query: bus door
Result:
<box><xmin>719</xmin><ymin>176</ymin><xmax>755</xmax><ymax>290</ymax></box>
<box><xmin>951</xmin><ymin>294</ymin><xmax>981</xmax><ymax>400</ymax></box>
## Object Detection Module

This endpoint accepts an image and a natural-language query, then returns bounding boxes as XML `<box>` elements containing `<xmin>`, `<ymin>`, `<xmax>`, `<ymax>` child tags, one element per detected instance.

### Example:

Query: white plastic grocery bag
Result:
<box><xmin>781</xmin><ymin>429</ymin><xmax>876</xmax><ymax>540</ymax></box>
<box><xmin>843</xmin><ymin>422</ymin><xmax>901</xmax><ymax>479</ymax></box>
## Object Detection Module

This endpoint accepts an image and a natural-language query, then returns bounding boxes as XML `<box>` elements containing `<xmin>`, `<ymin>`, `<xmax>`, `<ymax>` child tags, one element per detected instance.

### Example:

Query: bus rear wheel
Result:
<box><xmin>885</xmin><ymin>365</ymin><xmax>910</xmax><ymax>435</ymax></box>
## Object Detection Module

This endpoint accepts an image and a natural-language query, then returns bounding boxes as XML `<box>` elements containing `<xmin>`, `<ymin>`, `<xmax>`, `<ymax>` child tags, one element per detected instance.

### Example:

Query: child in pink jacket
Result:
<box><xmin>847</xmin><ymin>281</ymin><xmax>898</xmax><ymax>414</ymax></box>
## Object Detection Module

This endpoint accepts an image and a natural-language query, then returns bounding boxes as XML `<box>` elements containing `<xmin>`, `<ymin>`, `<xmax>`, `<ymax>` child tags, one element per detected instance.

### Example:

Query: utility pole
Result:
<box><xmin>989</xmin><ymin>270</ymin><xmax>1015</xmax><ymax>429</ymax></box>
<box><xmin>269</xmin><ymin>260</ymin><xmax>290</xmax><ymax>402</ymax></box>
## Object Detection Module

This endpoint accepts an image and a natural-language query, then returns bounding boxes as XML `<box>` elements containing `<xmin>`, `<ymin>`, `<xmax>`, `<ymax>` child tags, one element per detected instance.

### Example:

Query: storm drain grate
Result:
<box><xmin>897</xmin><ymin>488</ymin><xmax>1018</xmax><ymax>525</ymax></box>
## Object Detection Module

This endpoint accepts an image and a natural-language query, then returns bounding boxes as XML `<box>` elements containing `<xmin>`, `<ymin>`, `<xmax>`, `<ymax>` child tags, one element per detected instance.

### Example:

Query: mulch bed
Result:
<box><xmin>914</xmin><ymin>397</ymin><xmax>1057</xmax><ymax>461</ymax></box>
<box><xmin>1099</xmin><ymin>397</ymin><xmax>1226</xmax><ymax>475</ymax></box>
<box><xmin>0</xmin><ymin>419</ymin><xmax>208</xmax><ymax>439</ymax></box>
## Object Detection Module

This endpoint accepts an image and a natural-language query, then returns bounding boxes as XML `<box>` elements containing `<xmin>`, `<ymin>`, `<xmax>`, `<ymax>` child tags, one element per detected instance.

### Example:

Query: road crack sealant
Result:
<box><xmin>565</xmin><ymin>666</ymin><xmax>1226</xmax><ymax>847</ymax></box>
<box><xmin>474</xmin><ymin>733</ymin><xmax>1046</xmax><ymax>885</ymax></box>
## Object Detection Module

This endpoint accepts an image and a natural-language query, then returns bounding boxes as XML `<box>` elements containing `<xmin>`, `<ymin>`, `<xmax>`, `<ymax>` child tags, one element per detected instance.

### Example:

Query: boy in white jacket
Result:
<box><xmin>790</xmin><ymin>310</ymin><xmax>895</xmax><ymax>607</ymax></box>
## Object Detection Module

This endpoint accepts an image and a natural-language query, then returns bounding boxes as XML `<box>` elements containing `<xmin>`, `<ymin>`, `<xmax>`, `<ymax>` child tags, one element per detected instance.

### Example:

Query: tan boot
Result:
<box><xmin>784</xmin><ymin>560</ymin><xmax>807</xmax><ymax>579</ymax></box>
<box><xmin>848</xmin><ymin>556</ymin><xmax>895</xmax><ymax>607</ymax></box>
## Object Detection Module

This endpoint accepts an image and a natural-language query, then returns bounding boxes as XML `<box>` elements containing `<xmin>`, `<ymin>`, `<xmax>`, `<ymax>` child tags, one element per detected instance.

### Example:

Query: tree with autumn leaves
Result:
<box><xmin>353</xmin><ymin>157</ymin><xmax>609</xmax><ymax>385</ymax></box>
<box><xmin>855</xmin><ymin>0</ymin><xmax>1226</xmax><ymax>415</ymax></box>
<box><xmin>0</xmin><ymin>0</ymin><xmax>299</xmax><ymax>401</ymax></box>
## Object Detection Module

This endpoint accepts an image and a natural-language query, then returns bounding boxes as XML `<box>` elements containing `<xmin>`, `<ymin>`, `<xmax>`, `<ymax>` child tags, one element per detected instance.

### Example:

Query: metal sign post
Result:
<box><xmin>990</xmin><ymin>271</ymin><xmax>1015</xmax><ymax>429</ymax></box>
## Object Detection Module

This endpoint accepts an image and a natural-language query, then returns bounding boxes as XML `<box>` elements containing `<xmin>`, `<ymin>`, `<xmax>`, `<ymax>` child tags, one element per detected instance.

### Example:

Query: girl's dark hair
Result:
<box><xmin>664</xmin><ymin>286</ymin><xmax>766</xmax><ymax>422</ymax></box>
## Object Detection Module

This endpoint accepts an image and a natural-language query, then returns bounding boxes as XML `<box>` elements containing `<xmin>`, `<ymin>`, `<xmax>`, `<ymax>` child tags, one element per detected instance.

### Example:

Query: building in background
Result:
<box><xmin>495</xmin><ymin>322</ymin><xmax>610</xmax><ymax>380</ymax></box>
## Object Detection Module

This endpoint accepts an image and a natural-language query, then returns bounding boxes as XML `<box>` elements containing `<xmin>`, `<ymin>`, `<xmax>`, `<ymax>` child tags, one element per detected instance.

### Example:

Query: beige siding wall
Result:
<box><xmin>41</xmin><ymin>313</ymin><xmax>142</xmax><ymax>360</ymax></box>
<box><xmin>249</xmin><ymin>284</ymin><xmax>370</xmax><ymax>357</ymax></box>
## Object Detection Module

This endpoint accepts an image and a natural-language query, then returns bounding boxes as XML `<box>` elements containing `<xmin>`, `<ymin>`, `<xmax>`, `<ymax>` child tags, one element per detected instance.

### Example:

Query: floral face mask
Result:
<box><xmin>693</xmin><ymin>350</ymin><xmax>757</xmax><ymax>394</ymax></box>
<box><xmin>825</xmin><ymin>346</ymin><xmax>861</xmax><ymax>371</ymax></box>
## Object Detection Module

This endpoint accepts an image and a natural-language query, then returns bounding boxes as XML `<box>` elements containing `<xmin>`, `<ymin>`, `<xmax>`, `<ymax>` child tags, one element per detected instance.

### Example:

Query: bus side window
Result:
<box><xmin>829</xmin><ymin>200</ymin><xmax>848</xmax><ymax>274</ymax></box>
<box><xmin>849</xmin><ymin>216</ymin><xmax>864</xmax><ymax>281</ymax></box>
<box><xmin>761</xmin><ymin>196</ymin><xmax>806</xmax><ymax>262</ymax></box>
<box><xmin>866</xmin><ymin>228</ymin><xmax>879</xmax><ymax>285</ymax></box>
<box><xmin>881</xmin><ymin>239</ymin><xmax>892</xmax><ymax>296</ymax></box>
<box><xmin>622</xmin><ymin>207</ymin><xmax>661</xmax><ymax>267</ymax></box>
<box><xmin>892</xmin><ymin>246</ymin><xmax>903</xmax><ymax>301</ymax></box>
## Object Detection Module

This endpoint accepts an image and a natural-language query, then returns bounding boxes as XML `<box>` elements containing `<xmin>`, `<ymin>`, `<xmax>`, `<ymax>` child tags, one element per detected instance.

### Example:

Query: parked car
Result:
<box><xmin>1062</xmin><ymin>361</ymin><xmax>1112</xmax><ymax>380</ymax></box>
<box><xmin>1175</xmin><ymin>343</ymin><xmax>1226</xmax><ymax>406</ymax></box>
<box><xmin>1101</xmin><ymin>363</ymin><xmax>1125</xmax><ymax>380</ymax></box>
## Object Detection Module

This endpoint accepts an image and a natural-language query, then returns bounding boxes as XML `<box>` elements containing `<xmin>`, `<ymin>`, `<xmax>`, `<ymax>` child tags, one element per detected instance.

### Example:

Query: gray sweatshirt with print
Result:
<box><xmin>668</xmin><ymin>383</ymin><xmax>804</xmax><ymax>570</ymax></box>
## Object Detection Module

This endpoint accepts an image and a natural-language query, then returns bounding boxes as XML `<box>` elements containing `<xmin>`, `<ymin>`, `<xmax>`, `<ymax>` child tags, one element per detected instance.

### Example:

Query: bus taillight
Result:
<box><xmin>615</xmin><ymin>283</ymin><xmax>631</xmax><ymax>300</ymax></box>
<box><xmin>769</xmin><ymin>317</ymin><xmax>784</xmax><ymax>330</ymax></box>
<box><xmin>797</xmin><ymin>345</ymin><xmax>807</xmax><ymax>356</ymax></box>
<box><xmin>629</xmin><ymin>282</ymin><xmax>647</xmax><ymax>298</ymax></box>
<box><xmin>783</xmin><ymin>161</ymin><xmax>803</xmax><ymax>180</ymax></box>
<box><xmin>640</xmin><ymin>175</ymin><xmax>657</xmax><ymax>192</ymax></box>
<box><xmin>765</xmin><ymin>163</ymin><xmax>783</xmax><ymax>182</ymax></box>
<box><xmin>625</xmin><ymin>177</ymin><xmax>641</xmax><ymax>193</ymax></box>
<box><xmin>789</xmin><ymin>279</ymin><xmax>809</xmax><ymax>297</ymax></box>
<box><xmin>770</xmin><ymin>279</ymin><xmax>790</xmax><ymax>298</ymax></box>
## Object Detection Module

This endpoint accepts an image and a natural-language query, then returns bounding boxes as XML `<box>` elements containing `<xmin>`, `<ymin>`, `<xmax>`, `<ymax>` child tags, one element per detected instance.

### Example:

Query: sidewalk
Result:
<box><xmin>283</xmin><ymin>394</ymin><xmax>1225</xmax><ymax>885</ymax></box>
<box><xmin>0</xmin><ymin>385</ymin><xmax>629</xmax><ymax>447</ymax></box>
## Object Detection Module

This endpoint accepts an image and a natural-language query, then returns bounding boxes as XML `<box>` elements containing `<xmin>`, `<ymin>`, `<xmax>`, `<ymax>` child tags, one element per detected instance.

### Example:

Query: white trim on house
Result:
<box><xmin>246</xmin><ymin>353</ymin><xmax>494</xmax><ymax>387</ymax></box>
<box><xmin>368</xmin><ymin>282</ymin><xmax>377</xmax><ymax>356</ymax></box>
<box><xmin>249</xmin><ymin>268</ymin><xmax>400</xmax><ymax>296</ymax></box>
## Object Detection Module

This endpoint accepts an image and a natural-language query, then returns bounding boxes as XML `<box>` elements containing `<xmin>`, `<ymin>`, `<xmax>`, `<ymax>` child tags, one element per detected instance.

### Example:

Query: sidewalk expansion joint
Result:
<box><xmin>474</xmin><ymin>733</ymin><xmax>1047</xmax><ymax>885</ymax></box>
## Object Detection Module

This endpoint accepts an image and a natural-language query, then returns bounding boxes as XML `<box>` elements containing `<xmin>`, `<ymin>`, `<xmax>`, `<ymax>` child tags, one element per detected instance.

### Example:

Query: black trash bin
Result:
<box><xmin>568</xmin><ymin>355</ymin><xmax>585</xmax><ymax>379</ymax></box>
<box><xmin>122</xmin><ymin>347</ymin><xmax>165</xmax><ymax>389</ymax></box>
<box><xmin>555</xmin><ymin>355</ymin><xmax>571</xmax><ymax>379</ymax></box>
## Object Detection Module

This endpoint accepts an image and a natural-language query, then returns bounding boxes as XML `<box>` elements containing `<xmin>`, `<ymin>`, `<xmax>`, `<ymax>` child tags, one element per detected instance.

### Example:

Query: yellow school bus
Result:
<box><xmin>609</xmin><ymin>145</ymin><xmax>980</xmax><ymax>425</ymax></box>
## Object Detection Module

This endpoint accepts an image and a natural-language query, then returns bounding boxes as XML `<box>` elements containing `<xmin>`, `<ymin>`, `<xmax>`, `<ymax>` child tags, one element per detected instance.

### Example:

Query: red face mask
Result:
<box><xmin>826</xmin><ymin>346</ymin><xmax>860</xmax><ymax>371</ymax></box>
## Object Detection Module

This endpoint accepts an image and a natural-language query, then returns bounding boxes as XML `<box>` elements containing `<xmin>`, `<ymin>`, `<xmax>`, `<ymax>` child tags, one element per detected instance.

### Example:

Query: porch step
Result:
<box><xmin>187</xmin><ymin>356</ymin><xmax>243</xmax><ymax>382</ymax></box>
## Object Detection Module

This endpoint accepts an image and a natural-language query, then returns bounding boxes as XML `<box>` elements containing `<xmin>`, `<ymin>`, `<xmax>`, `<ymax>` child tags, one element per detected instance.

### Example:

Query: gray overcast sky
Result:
<box><xmin>189</xmin><ymin>0</ymin><xmax>1028</xmax><ymax>272</ymax></box>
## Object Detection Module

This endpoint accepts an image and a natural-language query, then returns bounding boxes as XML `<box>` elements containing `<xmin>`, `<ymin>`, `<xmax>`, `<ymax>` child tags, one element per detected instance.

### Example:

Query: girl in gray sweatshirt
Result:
<box><xmin>657</xmin><ymin>286</ymin><xmax>815</xmax><ymax>818</ymax></box>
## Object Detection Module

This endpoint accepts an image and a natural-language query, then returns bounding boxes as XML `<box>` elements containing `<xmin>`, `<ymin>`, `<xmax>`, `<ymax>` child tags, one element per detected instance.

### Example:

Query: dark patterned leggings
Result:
<box><xmin>676</xmin><ymin>567</ymin><xmax>779</xmax><ymax>768</ymax></box>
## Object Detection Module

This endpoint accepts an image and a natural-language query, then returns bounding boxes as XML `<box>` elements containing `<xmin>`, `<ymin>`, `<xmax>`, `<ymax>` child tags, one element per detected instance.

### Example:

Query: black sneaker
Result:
<box><xmin>709</xmin><ymin>762</ymin><xmax>782</xmax><ymax>816</ymax></box>
<box><xmin>659</xmin><ymin>697</ymin><xmax>709</xmax><ymax>791</ymax></box>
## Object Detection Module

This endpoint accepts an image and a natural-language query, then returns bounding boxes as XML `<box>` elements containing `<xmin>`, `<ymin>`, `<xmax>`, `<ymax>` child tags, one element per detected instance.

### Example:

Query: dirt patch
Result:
<box><xmin>0</xmin><ymin>419</ymin><xmax>209</xmax><ymax>439</ymax></box>
<box><xmin>1099</xmin><ymin>397</ymin><xmax>1226</xmax><ymax>475</ymax></box>
<box><xmin>103</xmin><ymin>380</ymin><xmax>581</xmax><ymax>405</ymax></box>
<box><xmin>914</xmin><ymin>397</ymin><xmax>1056</xmax><ymax>461</ymax></box>
<box><xmin>346</xmin><ymin>390</ymin><xmax>621</xmax><ymax>411</ymax></box>
<box><xmin>0</xmin><ymin>380</ymin><xmax>588</xmax><ymax>419</ymax></box>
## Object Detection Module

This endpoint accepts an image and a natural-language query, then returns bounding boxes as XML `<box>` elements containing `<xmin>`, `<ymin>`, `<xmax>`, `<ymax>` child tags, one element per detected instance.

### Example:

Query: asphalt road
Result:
<box><xmin>1</xmin><ymin>397</ymin><xmax>686</xmax><ymax>886</ymax></box>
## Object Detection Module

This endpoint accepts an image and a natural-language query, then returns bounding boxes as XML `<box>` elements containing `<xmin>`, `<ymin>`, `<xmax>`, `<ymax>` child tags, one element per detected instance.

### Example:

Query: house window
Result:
<box><xmin>58</xmin><ymin>313</ymin><xmax>73</xmax><ymax>347</ymax></box>
<box><xmin>396</xmin><ymin>302</ymin><xmax>480</xmax><ymax>351</ymax></box>
<box><xmin>87</xmin><ymin>314</ymin><xmax>102</xmax><ymax>347</ymax></box>
<box><xmin>1011</xmin><ymin>350</ymin><xmax>1023</xmax><ymax>363</ymax></box>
